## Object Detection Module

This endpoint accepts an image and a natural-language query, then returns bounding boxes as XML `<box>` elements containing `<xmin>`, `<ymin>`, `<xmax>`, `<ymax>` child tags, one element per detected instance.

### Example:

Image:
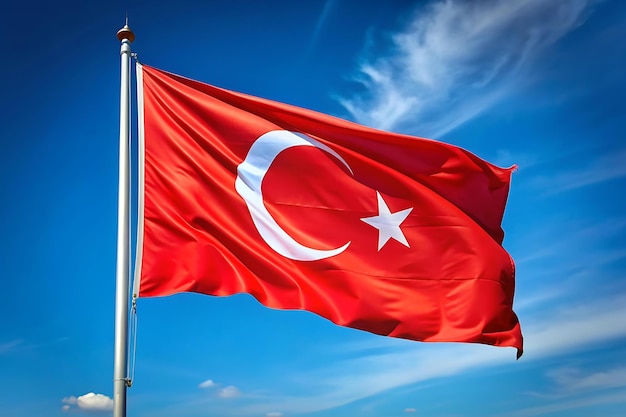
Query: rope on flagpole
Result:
<box><xmin>125</xmin><ymin>49</ymin><xmax>140</xmax><ymax>390</ymax></box>
<box><xmin>126</xmin><ymin>298</ymin><xmax>138</xmax><ymax>387</ymax></box>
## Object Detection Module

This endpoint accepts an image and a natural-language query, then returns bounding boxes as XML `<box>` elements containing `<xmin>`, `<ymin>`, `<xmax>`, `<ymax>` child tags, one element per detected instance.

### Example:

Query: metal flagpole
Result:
<box><xmin>114</xmin><ymin>20</ymin><xmax>134</xmax><ymax>417</ymax></box>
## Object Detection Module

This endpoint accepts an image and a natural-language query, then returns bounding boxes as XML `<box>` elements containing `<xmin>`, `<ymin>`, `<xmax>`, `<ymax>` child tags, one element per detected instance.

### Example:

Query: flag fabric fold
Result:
<box><xmin>134</xmin><ymin>63</ymin><xmax>523</xmax><ymax>356</ymax></box>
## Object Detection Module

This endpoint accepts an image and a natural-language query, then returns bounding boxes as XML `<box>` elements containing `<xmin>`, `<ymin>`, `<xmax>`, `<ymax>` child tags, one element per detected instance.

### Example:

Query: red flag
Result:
<box><xmin>135</xmin><ymin>64</ymin><xmax>523</xmax><ymax>356</ymax></box>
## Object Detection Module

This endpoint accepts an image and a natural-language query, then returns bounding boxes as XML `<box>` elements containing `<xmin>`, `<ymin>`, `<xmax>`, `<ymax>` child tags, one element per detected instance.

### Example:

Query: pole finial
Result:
<box><xmin>117</xmin><ymin>18</ymin><xmax>135</xmax><ymax>43</ymax></box>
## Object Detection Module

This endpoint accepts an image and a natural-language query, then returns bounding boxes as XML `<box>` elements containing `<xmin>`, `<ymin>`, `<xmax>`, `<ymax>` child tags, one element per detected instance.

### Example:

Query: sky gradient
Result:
<box><xmin>1</xmin><ymin>1</ymin><xmax>625</xmax><ymax>416</ymax></box>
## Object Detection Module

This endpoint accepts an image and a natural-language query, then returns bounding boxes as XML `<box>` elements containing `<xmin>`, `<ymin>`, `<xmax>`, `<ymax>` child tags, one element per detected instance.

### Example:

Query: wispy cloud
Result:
<box><xmin>136</xmin><ymin>293</ymin><xmax>626</xmax><ymax>417</ymax></box>
<box><xmin>61</xmin><ymin>396</ymin><xmax>77</xmax><ymax>405</ymax></box>
<box><xmin>522</xmin><ymin>295</ymin><xmax>626</xmax><ymax>359</ymax></box>
<box><xmin>492</xmin><ymin>149</ymin><xmax>540</xmax><ymax>171</ymax></box>
<box><xmin>218</xmin><ymin>385</ymin><xmax>241</xmax><ymax>399</ymax></box>
<box><xmin>514</xmin><ymin>215</ymin><xmax>626</xmax><ymax>270</ymax></box>
<box><xmin>498</xmin><ymin>390</ymin><xmax>626</xmax><ymax>417</ymax></box>
<box><xmin>530</xmin><ymin>148</ymin><xmax>626</xmax><ymax>195</ymax></box>
<box><xmin>546</xmin><ymin>366</ymin><xmax>626</xmax><ymax>394</ymax></box>
<box><xmin>339</xmin><ymin>0</ymin><xmax>594</xmax><ymax>137</ymax></box>
<box><xmin>513</xmin><ymin>287</ymin><xmax>564</xmax><ymax>313</ymax></box>
<box><xmin>235</xmin><ymin>295</ymin><xmax>626</xmax><ymax>415</ymax></box>
<box><xmin>306</xmin><ymin>0</ymin><xmax>337</xmax><ymax>56</ymax></box>
<box><xmin>0</xmin><ymin>337</ymin><xmax>68</xmax><ymax>355</ymax></box>
<box><xmin>0</xmin><ymin>339</ymin><xmax>23</xmax><ymax>354</ymax></box>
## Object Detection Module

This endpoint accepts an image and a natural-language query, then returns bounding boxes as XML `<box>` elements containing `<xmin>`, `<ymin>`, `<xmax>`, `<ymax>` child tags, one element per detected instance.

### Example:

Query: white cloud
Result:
<box><xmin>340</xmin><ymin>0</ymin><xmax>594</xmax><ymax>137</ymax></box>
<box><xmin>218</xmin><ymin>385</ymin><xmax>241</xmax><ymax>398</ymax></box>
<box><xmin>77</xmin><ymin>393</ymin><xmax>114</xmax><ymax>412</ymax></box>
<box><xmin>405</xmin><ymin>408</ymin><xmax>417</xmax><ymax>412</ymax></box>
<box><xmin>199</xmin><ymin>379</ymin><xmax>217</xmax><ymax>389</ymax></box>
<box><xmin>61</xmin><ymin>393</ymin><xmax>113</xmax><ymax>413</ymax></box>
<box><xmin>62</xmin><ymin>396</ymin><xmax>77</xmax><ymax>405</ymax></box>
<box><xmin>266</xmin><ymin>412</ymin><xmax>282</xmax><ymax>417</ymax></box>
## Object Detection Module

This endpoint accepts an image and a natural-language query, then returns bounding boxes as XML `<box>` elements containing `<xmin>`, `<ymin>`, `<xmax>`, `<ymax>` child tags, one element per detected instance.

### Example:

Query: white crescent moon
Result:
<box><xmin>235</xmin><ymin>130</ymin><xmax>352</xmax><ymax>261</ymax></box>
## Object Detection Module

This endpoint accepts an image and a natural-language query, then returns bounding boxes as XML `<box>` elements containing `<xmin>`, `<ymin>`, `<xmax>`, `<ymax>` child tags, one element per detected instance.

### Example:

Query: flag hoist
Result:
<box><xmin>113</xmin><ymin>20</ymin><xmax>134</xmax><ymax>417</ymax></box>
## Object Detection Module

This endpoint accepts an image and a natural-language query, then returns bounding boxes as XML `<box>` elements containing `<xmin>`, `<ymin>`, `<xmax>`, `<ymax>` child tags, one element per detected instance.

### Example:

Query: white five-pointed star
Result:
<box><xmin>360</xmin><ymin>191</ymin><xmax>413</xmax><ymax>251</ymax></box>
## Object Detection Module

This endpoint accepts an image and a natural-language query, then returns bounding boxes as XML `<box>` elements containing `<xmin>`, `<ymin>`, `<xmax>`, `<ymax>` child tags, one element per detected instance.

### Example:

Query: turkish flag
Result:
<box><xmin>135</xmin><ymin>64</ymin><xmax>523</xmax><ymax>356</ymax></box>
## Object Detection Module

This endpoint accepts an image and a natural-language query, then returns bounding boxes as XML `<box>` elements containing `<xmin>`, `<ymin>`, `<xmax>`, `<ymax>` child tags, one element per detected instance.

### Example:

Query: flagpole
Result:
<box><xmin>114</xmin><ymin>20</ymin><xmax>134</xmax><ymax>417</ymax></box>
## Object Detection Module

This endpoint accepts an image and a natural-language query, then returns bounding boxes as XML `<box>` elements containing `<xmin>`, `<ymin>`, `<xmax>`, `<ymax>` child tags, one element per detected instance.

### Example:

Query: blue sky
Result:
<box><xmin>1</xmin><ymin>0</ymin><xmax>625</xmax><ymax>416</ymax></box>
